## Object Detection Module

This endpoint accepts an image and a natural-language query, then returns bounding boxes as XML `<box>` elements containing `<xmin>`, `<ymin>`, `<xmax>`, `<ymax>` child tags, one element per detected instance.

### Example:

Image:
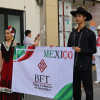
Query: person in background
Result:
<box><xmin>68</xmin><ymin>7</ymin><xmax>96</xmax><ymax>100</ymax></box>
<box><xmin>0</xmin><ymin>26</ymin><xmax>21</xmax><ymax>100</ymax></box>
<box><xmin>23</xmin><ymin>30</ymin><xmax>40</xmax><ymax>46</ymax></box>
<box><xmin>93</xmin><ymin>25</ymin><xmax>100</xmax><ymax>83</ymax></box>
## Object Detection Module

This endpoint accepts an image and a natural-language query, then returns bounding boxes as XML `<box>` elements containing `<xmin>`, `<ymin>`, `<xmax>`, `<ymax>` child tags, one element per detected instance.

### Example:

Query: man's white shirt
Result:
<box><xmin>23</xmin><ymin>36</ymin><xmax>34</xmax><ymax>46</ymax></box>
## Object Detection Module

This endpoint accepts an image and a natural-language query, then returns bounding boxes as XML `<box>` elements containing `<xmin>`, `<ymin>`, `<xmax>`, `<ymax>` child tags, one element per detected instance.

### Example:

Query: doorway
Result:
<box><xmin>0</xmin><ymin>8</ymin><xmax>24</xmax><ymax>45</ymax></box>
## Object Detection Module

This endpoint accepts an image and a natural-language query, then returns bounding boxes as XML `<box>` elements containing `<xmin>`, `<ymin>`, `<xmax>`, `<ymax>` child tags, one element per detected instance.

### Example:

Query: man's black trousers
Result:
<box><xmin>73</xmin><ymin>69</ymin><xmax>93</xmax><ymax>100</ymax></box>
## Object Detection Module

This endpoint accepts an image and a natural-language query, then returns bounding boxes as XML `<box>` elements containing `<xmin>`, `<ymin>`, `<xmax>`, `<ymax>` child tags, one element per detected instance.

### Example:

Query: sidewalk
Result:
<box><xmin>24</xmin><ymin>66</ymin><xmax>100</xmax><ymax>100</ymax></box>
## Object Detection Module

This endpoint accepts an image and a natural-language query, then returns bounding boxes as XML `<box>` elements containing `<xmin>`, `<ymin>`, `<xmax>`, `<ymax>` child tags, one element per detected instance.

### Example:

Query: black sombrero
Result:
<box><xmin>70</xmin><ymin>7</ymin><xmax>92</xmax><ymax>21</ymax></box>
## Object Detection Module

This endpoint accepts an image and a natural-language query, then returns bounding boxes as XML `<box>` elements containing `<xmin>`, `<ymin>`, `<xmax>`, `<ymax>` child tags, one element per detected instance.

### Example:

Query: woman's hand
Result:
<box><xmin>0</xmin><ymin>51</ymin><xmax>2</xmax><ymax>73</ymax></box>
<box><xmin>0</xmin><ymin>67</ymin><xmax>1</xmax><ymax>73</ymax></box>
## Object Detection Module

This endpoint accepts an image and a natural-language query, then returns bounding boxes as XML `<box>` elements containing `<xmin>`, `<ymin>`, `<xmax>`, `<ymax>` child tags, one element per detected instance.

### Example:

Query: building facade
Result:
<box><xmin>0</xmin><ymin>0</ymin><xmax>40</xmax><ymax>45</ymax></box>
<box><xmin>0</xmin><ymin>0</ymin><xmax>100</xmax><ymax>47</ymax></box>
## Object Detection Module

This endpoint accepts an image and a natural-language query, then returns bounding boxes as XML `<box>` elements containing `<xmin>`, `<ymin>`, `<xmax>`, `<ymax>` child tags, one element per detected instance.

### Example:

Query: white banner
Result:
<box><xmin>12</xmin><ymin>46</ymin><xmax>74</xmax><ymax>100</ymax></box>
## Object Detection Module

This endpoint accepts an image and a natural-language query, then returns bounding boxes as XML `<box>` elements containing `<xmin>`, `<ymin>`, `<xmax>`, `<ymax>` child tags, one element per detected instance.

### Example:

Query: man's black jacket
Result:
<box><xmin>68</xmin><ymin>26</ymin><xmax>96</xmax><ymax>71</ymax></box>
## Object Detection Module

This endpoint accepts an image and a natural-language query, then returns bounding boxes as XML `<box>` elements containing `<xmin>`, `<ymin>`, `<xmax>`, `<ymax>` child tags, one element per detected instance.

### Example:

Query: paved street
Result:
<box><xmin>82</xmin><ymin>69</ymin><xmax>100</xmax><ymax>100</ymax></box>
<box><xmin>24</xmin><ymin>66</ymin><xmax>100</xmax><ymax>100</ymax></box>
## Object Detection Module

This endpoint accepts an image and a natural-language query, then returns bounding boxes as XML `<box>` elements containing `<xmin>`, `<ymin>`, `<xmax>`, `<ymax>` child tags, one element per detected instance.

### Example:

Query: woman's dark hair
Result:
<box><xmin>25</xmin><ymin>30</ymin><xmax>31</xmax><ymax>36</ymax></box>
<box><xmin>12</xmin><ymin>27</ymin><xmax>16</xmax><ymax>34</ymax></box>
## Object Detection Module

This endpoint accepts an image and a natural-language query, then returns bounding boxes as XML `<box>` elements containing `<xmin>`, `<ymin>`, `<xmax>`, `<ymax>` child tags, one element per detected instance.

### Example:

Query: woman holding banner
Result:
<box><xmin>0</xmin><ymin>26</ymin><xmax>21</xmax><ymax>100</ymax></box>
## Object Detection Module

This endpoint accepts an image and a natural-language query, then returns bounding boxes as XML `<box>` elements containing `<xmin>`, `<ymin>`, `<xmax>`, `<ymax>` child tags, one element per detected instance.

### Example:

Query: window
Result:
<box><xmin>58</xmin><ymin>0</ymin><xmax>72</xmax><ymax>47</ymax></box>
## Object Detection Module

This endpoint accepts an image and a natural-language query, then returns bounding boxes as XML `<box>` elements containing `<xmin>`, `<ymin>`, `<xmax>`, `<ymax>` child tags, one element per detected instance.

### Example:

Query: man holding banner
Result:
<box><xmin>68</xmin><ymin>7</ymin><xmax>96</xmax><ymax>100</ymax></box>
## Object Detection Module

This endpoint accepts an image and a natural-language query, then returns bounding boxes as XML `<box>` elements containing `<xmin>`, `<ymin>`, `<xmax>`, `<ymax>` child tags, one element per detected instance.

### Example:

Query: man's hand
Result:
<box><xmin>37</xmin><ymin>36</ymin><xmax>40</xmax><ymax>41</ymax></box>
<box><xmin>34</xmin><ymin>34</ymin><xmax>40</xmax><ymax>42</ymax></box>
<box><xmin>36</xmin><ymin>34</ymin><xmax>40</xmax><ymax>39</ymax></box>
<box><xmin>72</xmin><ymin>46</ymin><xmax>81</xmax><ymax>52</ymax></box>
<box><xmin>92</xmin><ymin>56</ymin><xmax>95</xmax><ymax>60</ymax></box>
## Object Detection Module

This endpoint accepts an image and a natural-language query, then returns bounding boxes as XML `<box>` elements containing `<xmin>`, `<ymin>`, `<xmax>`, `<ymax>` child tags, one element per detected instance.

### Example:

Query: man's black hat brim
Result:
<box><xmin>70</xmin><ymin>7</ymin><xmax>92</xmax><ymax>21</ymax></box>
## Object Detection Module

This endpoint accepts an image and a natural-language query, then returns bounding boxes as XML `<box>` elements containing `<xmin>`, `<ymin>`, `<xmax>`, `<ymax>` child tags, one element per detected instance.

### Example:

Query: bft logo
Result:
<box><xmin>35</xmin><ymin>74</ymin><xmax>50</xmax><ymax>83</ymax></box>
<box><xmin>38</xmin><ymin>59</ymin><xmax>47</xmax><ymax>72</ymax></box>
<box><xmin>35</xmin><ymin>59</ymin><xmax>49</xmax><ymax>83</ymax></box>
